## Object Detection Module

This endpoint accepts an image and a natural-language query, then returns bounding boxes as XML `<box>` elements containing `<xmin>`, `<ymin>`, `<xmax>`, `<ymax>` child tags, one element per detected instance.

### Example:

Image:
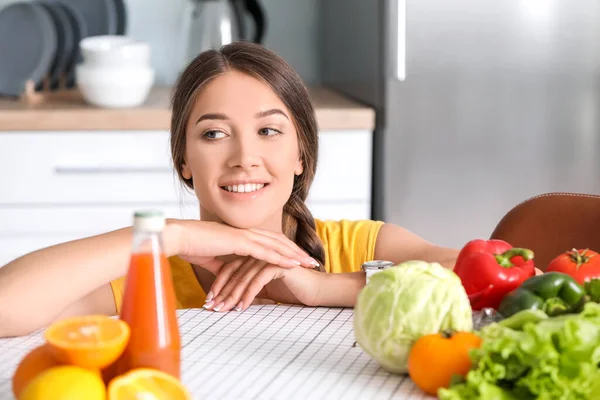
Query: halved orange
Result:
<box><xmin>44</xmin><ymin>315</ymin><xmax>130</xmax><ymax>369</ymax></box>
<box><xmin>108</xmin><ymin>368</ymin><xmax>191</xmax><ymax>400</ymax></box>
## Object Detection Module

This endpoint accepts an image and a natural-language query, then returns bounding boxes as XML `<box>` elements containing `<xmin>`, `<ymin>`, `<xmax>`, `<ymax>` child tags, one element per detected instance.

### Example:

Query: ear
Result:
<box><xmin>181</xmin><ymin>163</ymin><xmax>192</xmax><ymax>180</ymax></box>
<box><xmin>294</xmin><ymin>157</ymin><xmax>304</xmax><ymax>176</ymax></box>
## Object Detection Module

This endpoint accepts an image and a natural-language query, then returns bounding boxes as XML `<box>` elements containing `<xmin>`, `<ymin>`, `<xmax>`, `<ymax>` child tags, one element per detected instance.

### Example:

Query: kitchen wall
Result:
<box><xmin>0</xmin><ymin>0</ymin><xmax>321</xmax><ymax>86</ymax></box>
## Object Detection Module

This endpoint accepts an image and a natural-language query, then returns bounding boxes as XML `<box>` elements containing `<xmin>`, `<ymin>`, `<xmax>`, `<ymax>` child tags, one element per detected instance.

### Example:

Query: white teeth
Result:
<box><xmin>224</xmin><ymin>183</ymin><xmax>265</xmax><ymax>193</ymax></box>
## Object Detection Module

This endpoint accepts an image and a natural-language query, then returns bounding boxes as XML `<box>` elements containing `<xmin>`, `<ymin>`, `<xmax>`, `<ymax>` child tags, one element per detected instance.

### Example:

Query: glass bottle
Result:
<box><xmin>115</xmin><ymin>210</ymin><xmax>181</xmax><ymax>378</ymax></box>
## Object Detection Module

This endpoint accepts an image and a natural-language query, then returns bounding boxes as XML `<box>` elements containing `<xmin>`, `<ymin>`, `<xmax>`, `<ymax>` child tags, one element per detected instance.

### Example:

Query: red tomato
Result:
<box><xmin>546</xmin><ymin>248</ymin><xmax>600</xmax><ymax>284</ymax></box>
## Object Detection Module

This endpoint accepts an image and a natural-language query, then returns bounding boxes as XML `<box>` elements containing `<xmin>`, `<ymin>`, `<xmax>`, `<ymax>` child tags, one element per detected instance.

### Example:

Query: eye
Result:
<box><xmin>258</xmin><ymin>127</ymin><xmax>282</xmax><ymax>136</ymax></box>
<box><xmin>202</xmin><ymin>130</ymin><xmax>227</xmax><ymax>140</ymax></box>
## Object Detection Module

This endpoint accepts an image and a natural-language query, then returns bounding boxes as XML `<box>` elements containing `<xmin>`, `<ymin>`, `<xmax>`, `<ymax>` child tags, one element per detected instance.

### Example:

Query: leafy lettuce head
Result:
<box><xmin>353</xmin><ymin>260</ymin><xmax>473</xmax><ymax>374</ymax></box>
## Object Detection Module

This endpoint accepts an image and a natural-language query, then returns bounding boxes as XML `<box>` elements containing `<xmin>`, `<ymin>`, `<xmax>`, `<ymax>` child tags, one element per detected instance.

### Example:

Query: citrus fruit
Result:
<box><xmin>108</xmin><ymin>368</ymin><xmax>191</xmax><ymax>400</ymax></box>
<box><xmin>12</xmin><ymin>344</ymin><xmax>64</xmax><ymax>398</ymax></box>
<box><xmin>408</xmin><ymin>330</ymin><xmax>481</xmax><ymax>395</ymax></box>
<box><xmin>44</xmin><ymin>315</ymin><xmax>130</xmax><ymax>369</ymax></box>
<box><xmin>19</xmin><ymin>365</ymin><xmax>105</xmax><ymax>400</ymax></box>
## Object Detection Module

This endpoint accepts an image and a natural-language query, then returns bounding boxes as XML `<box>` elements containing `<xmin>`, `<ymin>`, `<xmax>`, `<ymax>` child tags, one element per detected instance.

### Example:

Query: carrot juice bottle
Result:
<box><xmin>115</xmin><ymin>210</ymin><xmax>181</xmax><ymax>378</ymax></box>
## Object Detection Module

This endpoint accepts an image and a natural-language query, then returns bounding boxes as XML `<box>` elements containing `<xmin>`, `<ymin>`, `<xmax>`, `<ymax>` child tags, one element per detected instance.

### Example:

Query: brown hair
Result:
<box><xmin>170</xmin><ymin>42</ymin><xmax>326</xmax><ymax>268</ymax></box>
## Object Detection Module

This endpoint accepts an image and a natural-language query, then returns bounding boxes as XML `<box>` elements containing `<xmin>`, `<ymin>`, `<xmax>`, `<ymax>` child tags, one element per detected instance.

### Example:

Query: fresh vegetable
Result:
<box><xmin>438</xmin><ymin>302</ymin><xmax>600</xmax><ymax>400</ymax></box>
<box><xmin>497</xmin><ymin>309</ymin><xmax>548</xmax><ymax>330</ymax></box>
<box><xmin>546</xmin><ymin>248</ymin><xmax>600</xmax><ymax>285</ymax></box>
<box><xmin>453</xmin><ymin>239</ymin><xmax>536</xmax><ymax>310</ymax></box>
<box><xmin>353</xmin><ymin>261</ymin><xmax>473</xmax><ymax>374</ymax></box>
<box><xmin>586</xmin><ymin>278</ymin><xmax>600</xmax><ymax>303</ymax></box>
<box><xmin>497</xmin><ymin>272</ymin><xmax>586</xmax><ymax>318</ymax></box>
<box><xmin>408</xmin><ymin>330</ymin><xmax>482</xmax><ymax>396</ymax></box>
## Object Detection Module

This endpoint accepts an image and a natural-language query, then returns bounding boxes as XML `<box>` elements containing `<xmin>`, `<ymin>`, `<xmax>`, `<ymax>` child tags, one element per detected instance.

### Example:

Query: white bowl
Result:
<box><xmin>76</xmin><ymin>64</ymin><xmax>155</xmax><ymax>108</ymax></box>
<box><xmin>79</xmin><ymin>35</ymin><xmax>151</xmax><ymax>68</ymax></box>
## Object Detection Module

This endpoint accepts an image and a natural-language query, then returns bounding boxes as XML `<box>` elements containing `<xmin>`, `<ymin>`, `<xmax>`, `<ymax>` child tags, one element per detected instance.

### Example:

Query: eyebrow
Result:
<box><xmin>195</xmin><ymin>108</ymin><xmax>289</xmax><ymax>125</ymax></box>
<box><xmin>196</xmin><ymin>113</ymin><xmax>228</xmax><ymax>124</ymax></box>
<box><xmin>256</xmin><ymin>109</ymin><xmax>289</xmax><ymax>120</ymax></box>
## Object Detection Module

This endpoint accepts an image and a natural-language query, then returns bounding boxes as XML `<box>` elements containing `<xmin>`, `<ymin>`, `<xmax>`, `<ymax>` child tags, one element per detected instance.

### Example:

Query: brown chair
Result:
<box><xmin>490</xmin><ymin>192</ymin><xmax>600</xmax><ymax>271</ymax></box>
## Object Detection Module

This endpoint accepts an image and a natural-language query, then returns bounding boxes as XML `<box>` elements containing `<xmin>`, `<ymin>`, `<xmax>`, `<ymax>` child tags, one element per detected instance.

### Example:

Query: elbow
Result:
<box><xmin>0</xmin><ymin>309</ymin><xmax>44</xmax><ymax>338</ymax></box>
<box><xmin>0</xmin><ymin>323</ymin><xmax>42</xmax><ymax>339</ymax></box>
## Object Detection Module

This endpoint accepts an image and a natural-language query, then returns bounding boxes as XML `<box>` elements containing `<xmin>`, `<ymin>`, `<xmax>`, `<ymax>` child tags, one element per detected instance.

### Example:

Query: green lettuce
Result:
<box><xmin>439</xmin><ymin>302</ymin><xmax>600</xmax><ymax>399</ymax></box>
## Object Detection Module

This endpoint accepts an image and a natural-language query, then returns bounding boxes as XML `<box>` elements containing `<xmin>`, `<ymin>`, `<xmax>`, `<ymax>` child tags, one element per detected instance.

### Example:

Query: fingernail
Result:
<box><xmin>206</xmin><ymin>291</ymin><xmax>213</xmax><ymax>302</ymax></box>
<box><xmin>203</xmin><ymin>300</ymin><xmax>215</xmax><ymax>309</ymax></box>
<box><xmin>213</xmin><ymin>302</ymin><xmax>225</xmax><ymax>312</ymax></box>
<box><xmin>309</xmin><ymin>258</ymin><xmax>320</xmax><ymax>267</ymax></box>
<box><xmin>291</xmin><ymin>260</ymin><xmax>301</xmax><ymax>266</ymax></box>
<box><xmin>235</xmin><ymin>302</ymin><xmax>243</xmax><ymax>311</ymax></box>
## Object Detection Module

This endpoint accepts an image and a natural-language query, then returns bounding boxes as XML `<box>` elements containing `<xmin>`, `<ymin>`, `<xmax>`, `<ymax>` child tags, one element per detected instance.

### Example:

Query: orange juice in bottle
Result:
<box><xmin>115</xmin><ymin>210</ymin><xmax>181</xmax><ymax>378</ymax></box>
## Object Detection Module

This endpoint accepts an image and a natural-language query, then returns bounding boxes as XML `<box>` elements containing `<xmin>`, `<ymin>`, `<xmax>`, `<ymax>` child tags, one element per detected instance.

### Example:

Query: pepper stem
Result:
<box><xmin>568</xmin><ymin>248</ymin><xmax>594</xmax><ymax>270</ymax></box>
<box><xmin>494</xmin><ymin>248</ymin><xmax>535</xmax><ymax>268</ymax></box>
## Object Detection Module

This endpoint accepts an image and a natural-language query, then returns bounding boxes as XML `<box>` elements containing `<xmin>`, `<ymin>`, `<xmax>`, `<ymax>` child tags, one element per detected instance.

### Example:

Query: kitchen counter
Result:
<box><xmin>0</xmin><ymin>86</ymin><xmax>375</xmax><ymax>131</ymax></box>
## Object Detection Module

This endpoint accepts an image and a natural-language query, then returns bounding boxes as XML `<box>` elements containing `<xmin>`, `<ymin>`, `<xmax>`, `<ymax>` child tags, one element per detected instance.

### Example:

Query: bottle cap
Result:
<box><xmin>133</xmin><ymin>210</ymin><xmax>166</xmax><ymax>232</ymax></box>
<box><xmin>362</xmin><ymin>260</ymin><xmax>395</xmax><ymax>284</ymax></box>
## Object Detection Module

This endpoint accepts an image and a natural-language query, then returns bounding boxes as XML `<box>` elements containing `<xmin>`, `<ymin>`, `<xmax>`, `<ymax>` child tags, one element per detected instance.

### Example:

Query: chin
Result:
<box><xmin>219</xmin><ymin>211</ymin><xmax>272</xmax><ymax>230</ymax></box>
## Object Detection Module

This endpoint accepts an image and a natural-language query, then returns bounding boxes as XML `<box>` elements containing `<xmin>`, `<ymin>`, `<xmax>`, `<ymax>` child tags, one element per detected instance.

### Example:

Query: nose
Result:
<box><xmin>227</xmin><ymin>134</ymin><xmax>261</xmax><ymax>170</ymax></box>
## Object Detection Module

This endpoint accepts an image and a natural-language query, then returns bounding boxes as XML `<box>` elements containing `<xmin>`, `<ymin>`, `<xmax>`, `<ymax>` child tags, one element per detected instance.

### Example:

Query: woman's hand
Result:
<box><xmin>202</xmin><ymin>257</ymin><xmax>322</xmax><ymax>312</ymax></box>
<box><xmin>171</xmin><ymin>220</ymin><xmax>319</xmax><ymax>269</ymax></box>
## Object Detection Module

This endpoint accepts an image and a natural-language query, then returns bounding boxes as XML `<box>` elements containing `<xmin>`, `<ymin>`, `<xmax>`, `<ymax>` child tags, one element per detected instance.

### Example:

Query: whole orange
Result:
<box><xmin>408</xmin><ymin>330</ymin><xmax>481</xmax><ymax>396</ymax></box>
<box><xmin>12</xmin><ymin>344</ymin><xmax>64</xmax><ymax>398</ymax></box>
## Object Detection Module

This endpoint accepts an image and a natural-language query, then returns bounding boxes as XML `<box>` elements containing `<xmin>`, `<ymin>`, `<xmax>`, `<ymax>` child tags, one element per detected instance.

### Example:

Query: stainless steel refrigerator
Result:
<box><xmin>320</xmin><ymin>0</ymin><xmax>600</xmax><ymax>248</ymax></box>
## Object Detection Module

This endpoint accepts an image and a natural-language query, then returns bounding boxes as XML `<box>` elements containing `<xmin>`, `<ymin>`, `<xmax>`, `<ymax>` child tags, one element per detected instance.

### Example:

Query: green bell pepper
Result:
<box><xmin>585</xmin><ymin>278</ymin><xmax>600</xmax><ymax>303</ymax></box>
<box><xmin>497</xmin><ymin>272</ymin><xmax>586</xmax><ymax>318</ymax></box>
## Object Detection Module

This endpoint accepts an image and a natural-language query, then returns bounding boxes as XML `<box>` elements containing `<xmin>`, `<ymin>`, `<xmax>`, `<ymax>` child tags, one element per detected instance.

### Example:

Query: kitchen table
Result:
<box><xmin>0</xmin><ymin>305</ymin><xmax>435</xmax><ymax>400</ymax></box>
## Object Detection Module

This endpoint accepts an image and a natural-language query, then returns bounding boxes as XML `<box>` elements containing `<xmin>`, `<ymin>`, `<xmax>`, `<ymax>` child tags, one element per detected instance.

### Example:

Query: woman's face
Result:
<box><xmin>182</xmin><ymin>70</ymin><xmax>304</xmax><ymax>230</ymax></box>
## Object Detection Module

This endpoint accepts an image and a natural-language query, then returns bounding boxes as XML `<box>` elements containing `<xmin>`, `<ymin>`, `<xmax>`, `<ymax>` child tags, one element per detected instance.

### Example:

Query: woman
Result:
<box><xmin>0</xmin><ymin>42</ymin><xmax>458</xmax><ymax>338</ymax></box>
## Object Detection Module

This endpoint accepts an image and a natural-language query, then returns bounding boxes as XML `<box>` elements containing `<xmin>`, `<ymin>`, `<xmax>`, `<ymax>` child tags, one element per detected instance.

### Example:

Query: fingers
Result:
<box><xmin>233</xmin><ymin>238</ymin><xmax>301</xmax><ymax>269</ymax></box>
<box><xmin>184</xmin><ymin>221</ymin><xmax>318</xmax><ymax>269</ymax></box>
<box><xmin>207</xmin><ymin>259</ymin><xmax>265</xmax><ymax>312</ymax></box>
<box><xmin>238</xmin><ymin>266</ymin><xmax>284</xmax><ymax>311</ymax></box>
<box><xmin>203</xmin><ymin>257</ymin><xmax>247</xmax><ymax>306</ymax></box>
<box><xmin>244</xmin><ymin>229</ymin><xmax>319</xmax><ymax>269</ymax></box>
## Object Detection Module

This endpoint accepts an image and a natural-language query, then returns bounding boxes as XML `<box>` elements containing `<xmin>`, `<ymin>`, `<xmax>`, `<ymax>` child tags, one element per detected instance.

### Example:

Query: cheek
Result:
<box><xmin>270</xmin><ymin>149</ymin><xmax>301</xmax><ymax>197</ymax></box>
<box><xmin>185</xmin><ymin>146</ymin><xmax>221</xmax><ymax>196</ymax></box>
<box><xmin>269</xmin><ymin>142</ymin><xmax>299</xmax><ymax>174</ymax></box>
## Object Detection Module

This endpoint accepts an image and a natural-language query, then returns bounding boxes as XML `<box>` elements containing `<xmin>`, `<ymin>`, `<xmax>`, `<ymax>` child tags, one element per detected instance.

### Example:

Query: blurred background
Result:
<box><xmin>1</xmin><ymin>0</ymin><xmax>599</xmax><ymax>265</ymax></box>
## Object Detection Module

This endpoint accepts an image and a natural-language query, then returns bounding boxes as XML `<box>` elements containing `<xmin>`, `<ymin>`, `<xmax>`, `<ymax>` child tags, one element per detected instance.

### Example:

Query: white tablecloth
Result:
<box><xmin>0</xmin><ymin>305</ymin><xmax>435</xmax><ymax>400</ymax></box>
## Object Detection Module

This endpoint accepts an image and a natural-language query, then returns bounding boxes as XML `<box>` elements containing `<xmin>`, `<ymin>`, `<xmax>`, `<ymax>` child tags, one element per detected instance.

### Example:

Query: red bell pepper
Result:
<box><xmin>453</xmin><ymin>239</ymin><xmax>536</xmax><ymax>310</ymax></box>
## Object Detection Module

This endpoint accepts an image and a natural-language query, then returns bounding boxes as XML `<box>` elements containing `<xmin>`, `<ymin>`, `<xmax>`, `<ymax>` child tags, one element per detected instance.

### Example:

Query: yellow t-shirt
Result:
<box><xmin>110</xmin><ymin>219</ymin><xmax>384</xmax><ymax>314</ymax></box>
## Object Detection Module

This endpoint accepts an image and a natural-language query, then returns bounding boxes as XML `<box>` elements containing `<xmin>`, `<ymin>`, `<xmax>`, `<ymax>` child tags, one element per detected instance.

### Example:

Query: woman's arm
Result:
<box><xmin>306</xmin><ymin>223</ymin><xmax>459</xmax><ymax>307</ymax></box>
<box><xmin>0</xmin><ymin>222</ymin><xmax>184</xmax><ymax>338</ymax></box>
<box><xmin>373</xmin><ymin>223</ymin><xmax>460</xmax><ymax>269</ymax></box>
<box><xmin>203</xmin><ymin>222</ymin><xmax>464</xmax><ymax>311</ymax></box>
<box><xmin>0</xmin><ymin>220</ymin><xmax>315</xmax><ymax>338</ymax></box>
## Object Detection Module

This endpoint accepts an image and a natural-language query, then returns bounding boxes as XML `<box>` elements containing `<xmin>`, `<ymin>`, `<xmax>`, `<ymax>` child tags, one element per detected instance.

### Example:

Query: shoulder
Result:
<box><xmin>315</xmin><ymin>219</ymin><xmax>385</xmax><ymax>273</ymax></box>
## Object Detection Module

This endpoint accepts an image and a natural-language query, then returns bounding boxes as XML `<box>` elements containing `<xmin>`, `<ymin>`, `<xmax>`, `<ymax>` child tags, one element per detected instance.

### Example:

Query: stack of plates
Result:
<box><xmin>0</xmin><ymin>0</ymin><xmax>127</xmax><ymax>97</ymax></box>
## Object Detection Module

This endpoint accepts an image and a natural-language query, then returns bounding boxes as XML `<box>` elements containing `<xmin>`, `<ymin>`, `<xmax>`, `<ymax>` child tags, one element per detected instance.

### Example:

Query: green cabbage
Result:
<box><xmin>353</xmin><ymin>260</ymin><xmax>473</xmax><ymax>374</ymax></box>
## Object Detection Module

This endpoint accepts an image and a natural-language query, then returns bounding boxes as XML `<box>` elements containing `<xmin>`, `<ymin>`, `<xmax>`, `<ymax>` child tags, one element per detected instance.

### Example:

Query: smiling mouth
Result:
<box><xmin>220</xmin><ymin>183</ymin><xmax>269</xmax><ymax>193</ymax></box>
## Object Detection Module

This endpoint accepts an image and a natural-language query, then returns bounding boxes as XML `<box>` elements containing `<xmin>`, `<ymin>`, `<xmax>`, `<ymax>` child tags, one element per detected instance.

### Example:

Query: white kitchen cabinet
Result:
<box><xmin>0</xmin><ymin>129</ymin><xmax>372</xmax><ymax>266</ymax></box>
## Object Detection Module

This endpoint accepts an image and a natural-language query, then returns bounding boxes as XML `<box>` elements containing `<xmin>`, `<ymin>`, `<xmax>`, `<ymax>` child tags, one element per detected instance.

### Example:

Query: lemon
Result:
<box><xmin>19</xmin><ymin>365</ymin><xmax>105</xmax><ymax>400</ymax></box>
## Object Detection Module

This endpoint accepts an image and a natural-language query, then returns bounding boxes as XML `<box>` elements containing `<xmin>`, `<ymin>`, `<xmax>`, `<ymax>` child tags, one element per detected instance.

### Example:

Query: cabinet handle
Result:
<box><xmin>54</xmin><ymin>166</ymin><xmax>174</xmax><ymax>174</ymax></box>
<box><xmin>394</xmin><ymin>0</ymin><xmax>406</xmax><ymax>81</ymax></box>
